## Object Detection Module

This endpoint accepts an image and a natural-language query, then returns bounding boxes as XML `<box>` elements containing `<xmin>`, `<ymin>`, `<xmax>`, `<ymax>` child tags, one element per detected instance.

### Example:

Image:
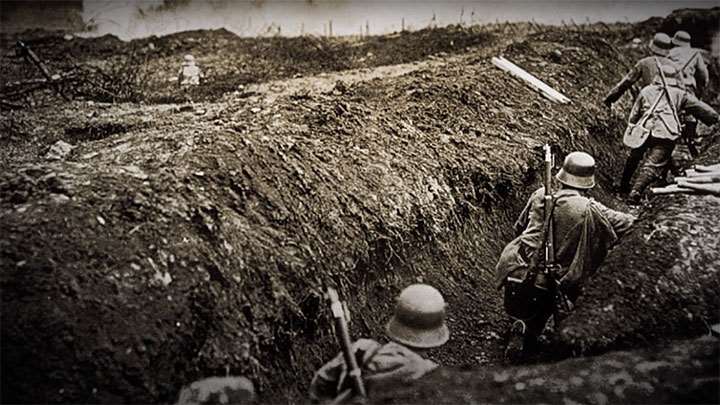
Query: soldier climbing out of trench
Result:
<box><xmin>603</xmin><ymin>33</ymin><xmax>681</xmax><ymax>194</ymax></box>
<box><xmin>495</xmin><ymin>150</ymin><xmax>636</xmax><ymax>363</ymax></box>
<box><xmin>309</xmin><ymin>284</ymin><xmax>450</xmax><ymax>403</ymax></box>
<box><xmin>625</xmin><ymin>64</ymin><xmax>719</xmax><ymax>203</ymax></box>
<box><xmin>668</xmin><ymin>31</ymin><xmax>710</xmax><ymax>159</ymax></box>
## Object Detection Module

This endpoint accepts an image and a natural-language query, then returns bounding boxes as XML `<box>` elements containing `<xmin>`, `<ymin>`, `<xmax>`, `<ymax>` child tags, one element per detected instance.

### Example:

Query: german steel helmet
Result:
<box><xmin>556</xmin><ymin>151</ymin><xmax>596</xmax><ymax>189</ymax></box>
<box><xmin>385</xmin><ymin>284</ymin><xmax>449</xmax><ymax>349</ymax></box>
<box><xmin>672</xmin><ymin>31</ymin><xmax>691</xmax><ymax>47</ymax></box>
<box><xmin>649</xmin><ymin>33</ymin><xmax>673</xmax><ymax>56</ymax></box>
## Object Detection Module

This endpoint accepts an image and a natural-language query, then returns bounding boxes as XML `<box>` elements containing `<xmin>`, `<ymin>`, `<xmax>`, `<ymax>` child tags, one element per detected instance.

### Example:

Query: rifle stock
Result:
<box><xmin>326</xmin><ymin>287</ymin><xmax>366</xmax><ymax>401</ymax></box>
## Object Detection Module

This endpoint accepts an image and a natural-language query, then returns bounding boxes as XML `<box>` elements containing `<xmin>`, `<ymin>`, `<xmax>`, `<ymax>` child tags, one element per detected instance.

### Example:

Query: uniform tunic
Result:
<box><xmin>627</xmin><ymin>80</ymin><xmax>719</xmax><ymax>194</ymax></box>
<box><xmin>495</xmin><ymin>187</ymin><xmax>635</xmax><ymax>291</ymax></box>
<box><xmin>309</xmin><ymin>339</ymin><xmax>437</xmax><ymax>403</ymax></box>
<box><xmin>604</xmin><ymin>56</ymin><xmax>679</xmax><ymax>105</ymax></box>
<box><xmin>669</xmin><ymin>47</ymin><xmax>708</xmax><ymax>95</ymax></box>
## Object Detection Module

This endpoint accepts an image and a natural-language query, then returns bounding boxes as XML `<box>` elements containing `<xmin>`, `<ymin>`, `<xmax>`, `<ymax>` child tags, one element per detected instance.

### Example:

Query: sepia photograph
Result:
<box><xmin>1</xmin><ymin>1</ymin><xmax>719</xmax><ymax>404</ymax></box>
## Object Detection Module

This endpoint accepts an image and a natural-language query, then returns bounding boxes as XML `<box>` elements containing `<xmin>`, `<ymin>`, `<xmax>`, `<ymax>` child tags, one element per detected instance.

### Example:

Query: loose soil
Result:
<box><xmin>1</xmin><ymin>12</ymin><xmax>719</xmax><ymax>405</ymax></box>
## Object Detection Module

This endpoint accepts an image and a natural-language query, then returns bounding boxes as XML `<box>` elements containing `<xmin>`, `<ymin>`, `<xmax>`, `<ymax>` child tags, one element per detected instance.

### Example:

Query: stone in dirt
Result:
<box><xmin>45</xmin><ymin>141</ymin><xmax>74</xmax><ymax>161</ymax></box>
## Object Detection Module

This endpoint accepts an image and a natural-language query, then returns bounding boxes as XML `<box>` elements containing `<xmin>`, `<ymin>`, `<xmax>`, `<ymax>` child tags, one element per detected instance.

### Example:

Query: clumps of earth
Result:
<box><xmin>1</xmin><ymin>7</ymin><xmax>719</xmax><ymax>404</ymax></box>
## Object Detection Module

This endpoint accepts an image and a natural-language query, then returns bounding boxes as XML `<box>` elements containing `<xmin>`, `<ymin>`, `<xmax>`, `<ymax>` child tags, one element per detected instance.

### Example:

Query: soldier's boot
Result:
<box><xmin>629</xmin><ymin>169</ymin><xmax>657</xmax><ymax>204</ymax></box>
<box><xmin>505</xmin><ymin>319</ymin><xmax>530</xmax><ymax>364</ymax></box>
<box><xmin>617</xmin><ymin>149</ymin><xmax>644</xmax><ymax>194</ymax></box>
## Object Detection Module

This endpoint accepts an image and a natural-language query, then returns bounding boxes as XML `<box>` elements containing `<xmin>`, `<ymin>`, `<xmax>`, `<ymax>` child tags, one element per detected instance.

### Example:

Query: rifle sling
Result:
<box><xmin>680</xmin><ymin>52</ymin><xmax>699</xmax><ymax>73</ymax></box>
<box><xmin>527</xmin><ymin>194</ymin><xmax>561</xmax><ymax>278</ymax></box>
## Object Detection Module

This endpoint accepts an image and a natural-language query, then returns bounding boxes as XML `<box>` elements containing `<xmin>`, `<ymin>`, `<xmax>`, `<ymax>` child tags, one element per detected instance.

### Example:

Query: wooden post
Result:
<box><xmin>401</xmin><ymin>17</ymin><xmax>405</xmax><ymax>32</ymax></box>
<box><xmin>365</xmin><ymin>20</ymin><xmax>369</xmax><ymax>36</ymax></box>
<box><xmin>329</xmin><ymin>20</ymin><xmax>333</xmax><ymax>37</ymax></box>
<box><xmin>491</xmin><ymin>56</ymin><xmax>571</xmax><ymax>104</ymax></box>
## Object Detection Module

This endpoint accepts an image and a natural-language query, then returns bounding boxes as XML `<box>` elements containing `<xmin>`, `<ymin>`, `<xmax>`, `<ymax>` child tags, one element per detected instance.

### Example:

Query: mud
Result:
<box><xmin>0</xmin><ymin>14</ymin><xmax>718</xmax><ymax>405</ymax></box>
<box><xmin>370</xmin><ymin>336</ymin><xmax>719</xmax><ymax>404</ymax></box>
<box><xmin>560</xmin><ymin>142</ymin><xmax>720</xmax><ymax>353</ymax></box>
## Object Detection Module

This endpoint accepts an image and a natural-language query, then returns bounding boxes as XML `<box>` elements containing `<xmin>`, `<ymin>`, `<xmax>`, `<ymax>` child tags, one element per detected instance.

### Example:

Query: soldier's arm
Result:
<box><xmin>682</xmin><ymin>93</ymin><xmax>719</xmax><ymax>126</ymax></box>
<box><xmin>695</xmin><ymin>53</ymin><xmax>709</xmax><ymax>94</ymax></box>
<box><xmin>594</xmin><ymin>203</ymin><xmax>636</xmax><ymax>239</ymax></box>
<box><xmin>513</xmin><ymin>189</ymin><xmax>540</xmax><ymax>236</ymax></box>
<box><xmin>604</xmin><ymin>64</ymin><xmax>641</xmax><ymax>105</ymax></box>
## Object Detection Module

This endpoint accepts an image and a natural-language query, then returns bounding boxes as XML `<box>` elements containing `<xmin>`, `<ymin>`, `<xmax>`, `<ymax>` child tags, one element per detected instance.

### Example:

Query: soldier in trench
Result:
<box><xmin>308</xmin><ymin>284</ymin><xmax>449</xmax><ymax>403</ymax></box>
<box><xmin>668</xmin><ymin>30</ymin><xmax>710</xmax><ymax>158</ymax></box>
<box><xmin>495</xmin><ymin>152</ymin><xmax>636</xmax><ymax>362</ymax></box>
<box><xmin>603</xmin><ymin>33</ymin><xmax>682</xmax><ymax>194</ymax></box>
<box><xmin>626</xmin><ymin>65</ymin><xmax>719</xmax><ymax>202</ymax></box>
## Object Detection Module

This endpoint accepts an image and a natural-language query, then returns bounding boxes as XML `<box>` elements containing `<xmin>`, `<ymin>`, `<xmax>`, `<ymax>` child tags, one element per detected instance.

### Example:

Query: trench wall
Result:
<box><xmin>2</xmin><ymin>28</ymin><xmax>710</xmax><ymax>404</ymax></box>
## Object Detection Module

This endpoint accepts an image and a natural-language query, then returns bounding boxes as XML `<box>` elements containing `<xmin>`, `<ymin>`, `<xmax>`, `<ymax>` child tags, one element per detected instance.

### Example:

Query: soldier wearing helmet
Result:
<box><xmin>179</xmin><ymin>54</ymin><xmax>202</xmax><ymax>87</ymax></box>
<box><xmin>668</xmin><ymin>31</ymin><xmax>711</xmax><ymax>162</ymax></box>
<box><xmin>626</xmin><ymin>64</ymin><xmax>718</xmax><ymax>202</ymax></box>
<box><xmin>603</xmin><ymin>33</ymin><xmax>680</xmax><ymax>108</ymax></box>
<box><xmin>669</xmin><ymin>31</ymin><xmax>708</xmax><ymax>97</ymax></box>
<box><xmin>308</xmin><ymin>284</ymin><xmax>449</xmax><ymax>403</ymax></box>
<box><xmin>495</xmin><ymin>152</ymin><xmax>636</xmax><ymax>362</ymax></box>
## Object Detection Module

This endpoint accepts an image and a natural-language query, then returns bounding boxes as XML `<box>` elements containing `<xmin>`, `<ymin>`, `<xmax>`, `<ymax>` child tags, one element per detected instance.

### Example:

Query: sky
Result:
<box><xmin>9</xmin><ymin>0</ymin><xmax>720</xmax><ymax>39</ymax></box>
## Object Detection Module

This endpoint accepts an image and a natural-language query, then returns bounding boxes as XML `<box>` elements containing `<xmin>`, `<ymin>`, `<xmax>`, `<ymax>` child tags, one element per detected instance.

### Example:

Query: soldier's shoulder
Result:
<box><xmin>353</xmin><ymin>338</ymin><xmax>382</xmax><ymax>351</ymax></box>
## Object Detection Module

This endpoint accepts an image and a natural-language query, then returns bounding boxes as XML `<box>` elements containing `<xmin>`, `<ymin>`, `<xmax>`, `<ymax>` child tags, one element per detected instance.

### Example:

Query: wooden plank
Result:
<box><xmin>491</xmin><ymin>56</ymin><xmax>571</xmax><ymax>104</ymax></box>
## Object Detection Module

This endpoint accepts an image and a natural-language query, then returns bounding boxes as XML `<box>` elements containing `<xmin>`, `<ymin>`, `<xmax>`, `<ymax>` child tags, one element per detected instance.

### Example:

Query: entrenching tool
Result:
<box><xmin>623</xmin><ymin>86</ymin><xmax>664</xmax><ymax>149</ymax></box>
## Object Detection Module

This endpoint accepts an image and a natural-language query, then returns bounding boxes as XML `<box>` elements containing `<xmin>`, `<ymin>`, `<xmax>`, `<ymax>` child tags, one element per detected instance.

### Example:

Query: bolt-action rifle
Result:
<box><xmin>542</xmin><ymin>145</ymin><xmax>573</xmax><ymax>318</ymax></box>
<box><xmin>326</xmin><ymin>286</ymin><xmax>366</xmax><ymax>404</ymax></box>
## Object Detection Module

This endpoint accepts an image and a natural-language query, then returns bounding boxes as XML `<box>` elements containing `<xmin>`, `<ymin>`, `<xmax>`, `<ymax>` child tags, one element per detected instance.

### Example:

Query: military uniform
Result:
<box><xmin>603</xmin><ymin>33</ymin><xmax>682</xmax><ymax>193</ymax></box>
<box><xmin>310</xmin><ymin>284</ymin><xmax>449</xmax><ymax>403</ymax></box>
<box><xmin>309</xmin><ymin>339</ymin><xmax>437</xmax><ymax>403</ymax></box>
<box><xmin>496</xmin><ymin>187</ymin><xmax>635</xmax><ymax>338</ymax></box>
<box><xmin>628</xmin><ymin>77</ymin><xmax>719</xmax><ymax>198</ymax></box>
<box><xmin>668</xmin><ymin>31</ymin><xmax>710</xmax><ymax>157</ymax></box>
<box><xmin>669</xmin><ymin>39</ymin><xmax>708</xmax><ymax>96</ymax></box>
<box><xmin>604</xmin><ymin>56</ymin><xmax>680</xmax><ymax>106</ymax></box>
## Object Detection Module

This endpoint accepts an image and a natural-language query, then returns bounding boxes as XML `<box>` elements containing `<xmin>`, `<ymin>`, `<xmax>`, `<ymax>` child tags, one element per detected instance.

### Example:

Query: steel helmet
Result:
<box><xmin>649</xmin><ymin>33</ymin><xmax>673</xmax><ymax>56</ymax></box>
<box><xmin>672</xmin><ymin>31</ymin><xmax>691</xmax><ymax>47</ymax></box>
<box><xmin>556</xmin><ymin>151</ymin><xmax>596</xmax><ymax>189</ymax></box>
<box><xmin>385</xmin><ymin>284</ymin><xmax>449</xmax><ymax>349</ymax></box>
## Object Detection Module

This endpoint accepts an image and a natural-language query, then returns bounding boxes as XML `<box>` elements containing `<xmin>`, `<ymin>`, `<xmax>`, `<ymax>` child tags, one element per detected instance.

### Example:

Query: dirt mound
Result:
<box><xmin>369</xmin><ymin>336</ymin><xmax>719</xmax><ymax>404</ymax></box>
<box><xmin>1</xmin><ymin>25</ymin><xmax>496</xmax><ymax>106</ymax></box>
<box><xmin>0</xmin><ymin>24</ymin><xmax>716</xmax><ymax>404</ymax></box>
<box><xmin>559</xmin><ymin>142</ymin><xmax>720</xmax><ymax>353</ymax></box>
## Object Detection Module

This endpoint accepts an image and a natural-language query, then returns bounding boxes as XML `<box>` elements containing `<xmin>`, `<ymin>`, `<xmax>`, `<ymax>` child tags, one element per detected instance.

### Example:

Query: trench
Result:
<box><xmin>2</xmin><ymin>16</ymin><xmax>720</xmax><ymax>404</ymax></box>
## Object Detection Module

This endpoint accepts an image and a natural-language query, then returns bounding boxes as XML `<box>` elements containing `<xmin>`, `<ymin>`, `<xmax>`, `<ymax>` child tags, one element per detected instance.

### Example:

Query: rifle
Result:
<box><xmin>654</xmin><ymin>58</ymin><xmax>698</xmax><ymax>158</ymax></box>
<box><xmin>541</xmin><ymin>145</ymin><xmax>573</xmax><ymax>317</ymax></box>
<box><xmin>15</xmin><ymin>40</ymin><xmax>69</xmax><ymax>101</ymax></box>
<box><xmin>326</xmin><ymin>287</ymin><xmax>366</xmax><ymax>402</ymax></box>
